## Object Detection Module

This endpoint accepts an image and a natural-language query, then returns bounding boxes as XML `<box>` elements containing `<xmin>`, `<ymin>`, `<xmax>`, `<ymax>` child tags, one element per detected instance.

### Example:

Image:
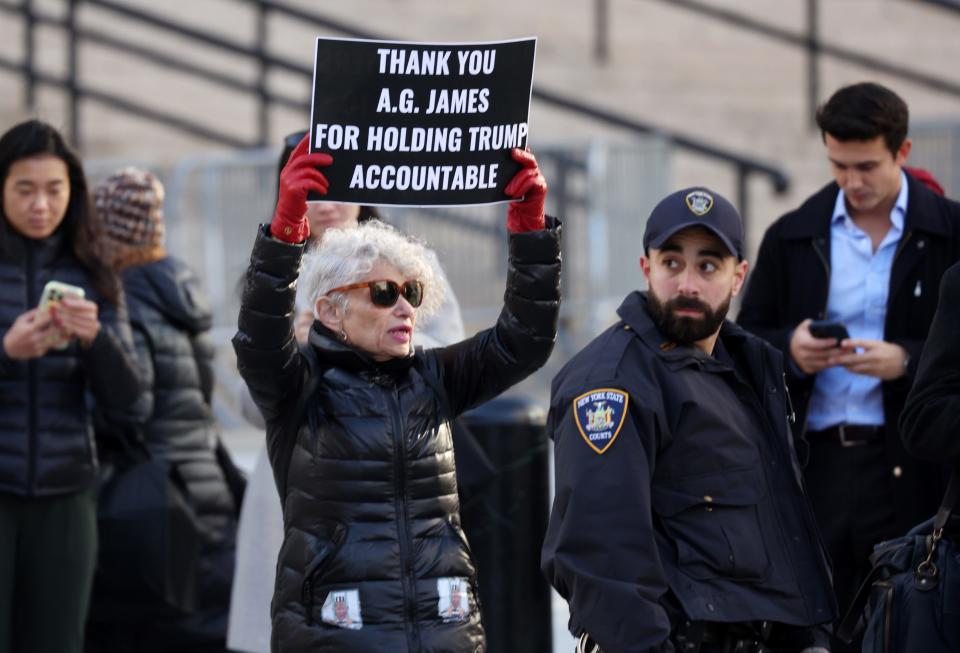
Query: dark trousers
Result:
<box><xmin>805</xmin><ymin>439</ymin><xmax>897</xmax><ymax>653</ymax></box>
<box><xmin>0</xmin><ymin>489</ymin><xmax>97</xmax><ymax>653</ymax></box>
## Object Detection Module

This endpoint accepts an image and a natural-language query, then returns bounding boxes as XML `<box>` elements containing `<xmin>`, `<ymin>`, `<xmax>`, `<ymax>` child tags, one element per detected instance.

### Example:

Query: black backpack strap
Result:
<box><xmin>934</xmin><ymin>465</ymin><xmax>960</xmax><ymax>532</ymax></box>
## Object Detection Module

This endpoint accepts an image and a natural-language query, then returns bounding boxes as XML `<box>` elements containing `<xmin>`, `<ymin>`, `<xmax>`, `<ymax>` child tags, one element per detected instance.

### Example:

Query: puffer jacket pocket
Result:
<box><xmin>301</xmin><ymin>520</ymin><xmax>348</xmax><ymax>625</ymax></box>
<box><xmin>445</xmin><ymin>518</ymin><xmax>482</xmax><ymax>614</ymax></box>
<box><xmin>652</xmin><ymin>466</ymin><xmax>769</xmax><ymax>581</ymax></box>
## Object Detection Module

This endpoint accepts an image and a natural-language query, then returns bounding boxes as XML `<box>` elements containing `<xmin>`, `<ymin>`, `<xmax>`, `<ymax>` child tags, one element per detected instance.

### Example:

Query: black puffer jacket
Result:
<box><xmin>0</xmin><ymin>230</ymin><xmax>141</xmax><ymax>497</ymax></box>
<box><xmin>233</xmin><ymin>221</ymin><xmax>561</xmax><ymax>653</ymax></box>
<box><xmin>123</xmin><ymin>257</ymin><xmax>237</xmax><ymax>615</ymax></box>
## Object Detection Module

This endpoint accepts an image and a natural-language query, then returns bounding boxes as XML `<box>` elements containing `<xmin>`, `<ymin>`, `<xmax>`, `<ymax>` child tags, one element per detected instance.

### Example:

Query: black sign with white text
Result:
<box><xmin>308</xmin><ymin>37</ymin><xmax>536</xmax><ymax>206</ymax></box>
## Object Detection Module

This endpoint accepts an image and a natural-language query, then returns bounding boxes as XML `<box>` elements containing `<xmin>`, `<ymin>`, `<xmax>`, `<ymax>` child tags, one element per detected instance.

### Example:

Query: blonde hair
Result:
<box><xmin>300</xmin><ymin>220</ymin><xmax>444</xmax><ymax>321</ymax></box>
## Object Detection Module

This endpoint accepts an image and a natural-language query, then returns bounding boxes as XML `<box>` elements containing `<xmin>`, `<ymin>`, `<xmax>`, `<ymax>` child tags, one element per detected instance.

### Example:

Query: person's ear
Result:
<box><xmin>731</xmin><ymin>259</ymin><xmax>750</xmax><ymax>298</ymax></box>
<box><xmin>896</xmin><ymin>138</ymin><xmax>912</xmax><ymax>167</ymax></box>
<box><xmin>640</xmin><ymin>255</ymin><xmax>652</xmax><ymax>286</ymax></box>
<box><xmin>316</xmin><ymin>297</ymin><xmax>343</xmax><ymax>333</ymax></box>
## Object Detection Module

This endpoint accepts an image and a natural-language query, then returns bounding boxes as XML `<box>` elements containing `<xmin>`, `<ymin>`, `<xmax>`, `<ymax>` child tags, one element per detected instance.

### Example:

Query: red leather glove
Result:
<box><xmin>504</xmin><ymin>148</ymin><xmax>547</xmax><ymax>233</ymax></box>
<box><xmin>270</xmin><ymin>133</ymin><xmax>334</xmax><ymax>243</ymax></box>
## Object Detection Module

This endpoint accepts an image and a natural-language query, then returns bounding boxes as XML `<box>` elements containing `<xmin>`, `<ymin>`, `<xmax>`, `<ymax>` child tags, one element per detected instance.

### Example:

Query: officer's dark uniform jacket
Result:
<box><xmin>233</xmin><ymin>222</ymin><xmax>561</xmax><ymax>653</ymax></box>
<box><xmin>542</xmin><ymin>292</ymin><xmax>836</xmax><ymax>653</ymax></box>
<box><xmin>738</xmin><ymin>172</ymin><xmax>960</xmax><ymax>531</ymax></box>
<box><xmin>122</xmin><ymin>256</ymin><xmax>237</xmax><ymax>622</ymax></box>
<box><xmin>0</xmin><ymin>228</ymin><xmax>142</xmax><ymax>497</ymax></box>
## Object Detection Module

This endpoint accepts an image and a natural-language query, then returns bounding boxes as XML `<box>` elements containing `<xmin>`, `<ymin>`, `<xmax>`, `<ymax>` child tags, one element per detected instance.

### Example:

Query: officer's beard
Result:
<box><xmin>647</xmin><ymin>290</ymin><xmax>730</xmax><ymax>345</ymax></box>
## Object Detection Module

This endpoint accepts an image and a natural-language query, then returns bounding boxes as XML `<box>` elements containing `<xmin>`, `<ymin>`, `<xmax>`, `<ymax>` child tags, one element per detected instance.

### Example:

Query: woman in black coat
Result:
<box><xmin>0</xmin><ymin>120</ymin><xmax>141</xmax><ymax>652</ymax></box>
<box><xmin>84</xmin><ymin>167</ymin><xmax>239</xmax><ymax>652</ymax></box>
<box><xmin>233</xmin><ymin>135</ymin><xmax>561</xmax><ymax>652</ymax></box>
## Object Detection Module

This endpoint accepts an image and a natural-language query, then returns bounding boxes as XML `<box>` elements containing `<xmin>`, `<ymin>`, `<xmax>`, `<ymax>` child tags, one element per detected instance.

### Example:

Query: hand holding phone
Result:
<box><xmin>37</xmin><ymin>281</ymin><xmax>86</xmax><ymax>349</ymax></box>
<box><xmin>808</xmin><ymin>320</ymin><xmax>850</xmax><ymax>344</ymax></box>
<box><xmin>2</xmin><ymin>308</ymin><xmax>55</xmax><ymax>359</ymax></box>
<box><xmin>790</xmin><ymin>318</ymin><xmax>848</xmax><ymax>375</ymax></box>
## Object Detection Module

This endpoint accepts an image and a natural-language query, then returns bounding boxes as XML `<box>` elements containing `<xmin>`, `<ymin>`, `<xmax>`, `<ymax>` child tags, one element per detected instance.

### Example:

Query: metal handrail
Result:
<box><xmin>0</xmin><ymin>0</ymin><xmax>791</xmax><ymax>218</ymax></box>
<box><xmin>0</xmin><ymin>5</ymin><xmax>306</xmax><ymax>109</ymax></box>
<box><xmin>912</xmin><ymin>0</ymin><xmax>960</xmax><ymax>15</ymax></box>
<box><xmin>0</xmin><ymin>54</ymin><xmax>256</xmax><ymax>147</ymax></box>
<box><xmin>650</xmin><ymin>0</ymin><xmax>960</xmax><ymax>125</ymax></box>
<box><xmin>225</xmin><ymin>0</ymin><xmax>791</xmax><ymax>201</ymax></box>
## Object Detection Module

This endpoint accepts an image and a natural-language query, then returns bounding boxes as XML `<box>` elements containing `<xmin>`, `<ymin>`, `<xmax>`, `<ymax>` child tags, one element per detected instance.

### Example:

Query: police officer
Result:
<box><xmin>541</xmin><ymin>188</ymin><xmax>835</xmax><ymax>653</ymax></box>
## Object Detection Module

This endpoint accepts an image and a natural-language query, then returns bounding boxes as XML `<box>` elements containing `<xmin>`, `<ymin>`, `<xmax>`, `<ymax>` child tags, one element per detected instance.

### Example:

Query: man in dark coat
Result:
<box><xmin>543</xmin><ymin>188</ymin><xmax>834</xmax><ymax>653</ymax></box>
<box><xmin>737</xmin><ymin>81</ymin><xmax>960</xmax><ymax>652</ymax></box>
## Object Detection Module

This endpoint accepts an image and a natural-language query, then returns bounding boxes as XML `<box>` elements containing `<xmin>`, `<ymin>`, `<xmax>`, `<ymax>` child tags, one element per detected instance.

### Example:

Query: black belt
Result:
<box><xmin>674</xmin><ymin>620</ymin><xmax>774</xmax><ymax>653</ymax></box>
<box><xmin>807</xmin><ymin>424</ymin><xmax>882</xmax><ymax>447</ymax></box>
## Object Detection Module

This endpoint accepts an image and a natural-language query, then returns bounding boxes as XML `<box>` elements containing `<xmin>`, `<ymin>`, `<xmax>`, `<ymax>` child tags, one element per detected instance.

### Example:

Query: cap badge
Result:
<box><xmin>685</xmin><ymin>190</ymin><xmax>714</xmax><ymax>216</ymax></box>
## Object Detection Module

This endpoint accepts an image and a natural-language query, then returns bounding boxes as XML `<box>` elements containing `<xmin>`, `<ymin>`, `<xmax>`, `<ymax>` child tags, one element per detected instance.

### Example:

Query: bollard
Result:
<box><xmin>458</xmin><ymin>394</ymin><xmax>552</xmax><ymax>653</ymax></box>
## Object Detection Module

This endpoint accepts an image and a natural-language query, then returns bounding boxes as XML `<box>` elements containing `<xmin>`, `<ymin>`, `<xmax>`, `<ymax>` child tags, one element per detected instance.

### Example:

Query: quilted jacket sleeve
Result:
<box><xmin>425</xmin><ymin>217</ymin><xmax>562</xmax><ymax>416</ymax></box>
<box><xmin>232</xmin><ymin>226</ymin><xmax>307</xmax><ymax>489</ymax></box>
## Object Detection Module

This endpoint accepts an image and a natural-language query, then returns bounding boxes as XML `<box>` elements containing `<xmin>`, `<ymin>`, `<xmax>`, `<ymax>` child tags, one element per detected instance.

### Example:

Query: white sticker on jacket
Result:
<box><xmin>321</xmin><ymin>589</ymin><xmax>363</xmax><ymax>630</ymax></box>
<box><xmin>437</xmin><ymin>577</ymin><xmax>471</xmax><ymax>622</ymax></box>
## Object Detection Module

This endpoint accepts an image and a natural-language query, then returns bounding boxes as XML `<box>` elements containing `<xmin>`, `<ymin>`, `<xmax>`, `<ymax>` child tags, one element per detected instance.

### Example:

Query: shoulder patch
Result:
<box><xmin>572</xmin><ymin>388</ymin><xmax>629</xmax><ymax>454</ymax></box>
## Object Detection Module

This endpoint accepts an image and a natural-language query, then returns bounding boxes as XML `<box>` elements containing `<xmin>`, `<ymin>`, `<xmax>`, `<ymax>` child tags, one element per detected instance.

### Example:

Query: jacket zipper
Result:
<box><xmin>782</xmin><ymin>372</ymin><xmax>796</xmax><ymax>424</ymax></box>
<box><xmin>25</xmin><ymin>244</ymin><xmax>37</xmax><ymax>495</ymax></box>
<box><xmin>387</xmin><ymin>388</ymin><xmax>421</xmax><ymax>653</ymax></box>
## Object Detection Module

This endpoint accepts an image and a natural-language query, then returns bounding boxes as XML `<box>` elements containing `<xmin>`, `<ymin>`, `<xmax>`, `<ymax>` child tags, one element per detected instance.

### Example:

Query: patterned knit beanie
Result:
<box><xmin>93</xmin><ymin>167</ymin><xmax>166</xmax><ymax>270</ymax></box>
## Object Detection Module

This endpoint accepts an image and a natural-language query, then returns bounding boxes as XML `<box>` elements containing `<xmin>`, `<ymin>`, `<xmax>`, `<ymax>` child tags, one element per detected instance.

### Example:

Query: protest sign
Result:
<box><xmin>308</xmin><ymin>37</ymin><xmax>536</xmax><ymax>206</ymax></box>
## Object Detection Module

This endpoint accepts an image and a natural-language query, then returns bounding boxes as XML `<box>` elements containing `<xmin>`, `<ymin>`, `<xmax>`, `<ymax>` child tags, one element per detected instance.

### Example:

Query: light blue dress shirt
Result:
<box><xmin>806</xmin><ymin>171</ymin><xmax>908</xmax><ymax>430</ymax></box>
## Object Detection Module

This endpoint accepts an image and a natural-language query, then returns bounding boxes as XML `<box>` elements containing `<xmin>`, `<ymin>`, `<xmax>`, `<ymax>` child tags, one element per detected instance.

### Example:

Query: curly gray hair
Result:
<box><xmin>299</xmin><ymin>219</ymin><xmax>444</xmax><ymax>321</ymax></box>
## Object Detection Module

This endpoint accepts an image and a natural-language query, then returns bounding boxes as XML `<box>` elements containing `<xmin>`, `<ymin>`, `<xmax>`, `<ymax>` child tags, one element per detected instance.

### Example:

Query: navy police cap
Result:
<box><xmin>642</xmin><ymin>187</ymin><xmax>744</xmax><ymax>258</ymax></box>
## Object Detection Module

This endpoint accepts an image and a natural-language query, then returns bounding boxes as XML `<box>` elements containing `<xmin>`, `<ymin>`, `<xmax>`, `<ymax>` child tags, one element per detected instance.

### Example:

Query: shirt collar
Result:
<box><xmin>832</xmin><ymin>170</ymin><xmax>908</xmax><ymax>231</ymax></box>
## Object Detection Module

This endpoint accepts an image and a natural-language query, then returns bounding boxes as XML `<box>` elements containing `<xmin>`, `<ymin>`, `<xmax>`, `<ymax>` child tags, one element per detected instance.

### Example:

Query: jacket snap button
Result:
<box><xmin>917</xmin><ymin>240</ymin><xmax>925</xmax><ymax>249</ymax></box>
<box><xmin>892</xmin><ymin>466</ymin><xmax>903</xmax><ymax>478</ymax></box>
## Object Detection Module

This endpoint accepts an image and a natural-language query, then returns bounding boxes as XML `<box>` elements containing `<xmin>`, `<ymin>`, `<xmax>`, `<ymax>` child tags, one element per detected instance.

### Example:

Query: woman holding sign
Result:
<box><xmin>233</xmin><ymin>134</ymin><xmax>559</xmax><ymax>652</ymax></box>
<box><xmin>227</xmin><ymin>130</ymin><xmax>469</xmax><ymax>653</ymax></box>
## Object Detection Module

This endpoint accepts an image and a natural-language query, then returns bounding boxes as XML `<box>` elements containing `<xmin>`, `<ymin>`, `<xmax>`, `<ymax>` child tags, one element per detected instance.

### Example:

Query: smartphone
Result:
<box><xmin>37</xmin><ymin>280</ymin><xmax>85</xmax><ymax>349</ymax></box>
<box><xmin>809</xmin><ymin>319</ymin><xmax>850</xmax><ymax>343</ymax></box>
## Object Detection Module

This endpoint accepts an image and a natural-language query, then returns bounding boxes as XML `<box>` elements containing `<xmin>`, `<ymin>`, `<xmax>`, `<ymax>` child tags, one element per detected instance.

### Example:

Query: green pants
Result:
<box><xmin>0</xmin><ymin>489</ymin><xmax>97</xmax><ymax>653</ymax></box>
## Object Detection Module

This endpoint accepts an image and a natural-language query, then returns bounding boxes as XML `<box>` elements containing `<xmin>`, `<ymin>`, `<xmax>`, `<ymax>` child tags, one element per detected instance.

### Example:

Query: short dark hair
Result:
<box><xmin>278</xmin><ymin>130</ymin><xmax>380</xmax><ymax>223</ymax></box>
<box><xmin>815</xmin><ymin>82</ymin><xmax>909</xmax><ymax>157</ymax></box>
